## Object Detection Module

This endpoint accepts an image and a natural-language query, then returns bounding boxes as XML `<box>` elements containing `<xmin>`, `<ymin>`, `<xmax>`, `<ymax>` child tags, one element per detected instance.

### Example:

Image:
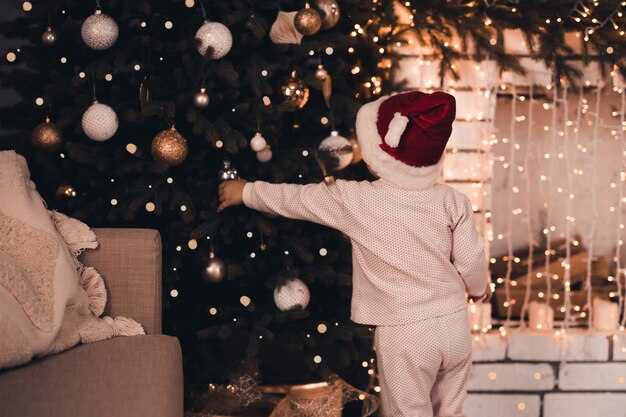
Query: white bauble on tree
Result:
<box><xmin>195</xmin><ymin>21</ymin><xmax>233</xmax><ymax>59</ymax></box>
<box><xmin>317</xmin><ymin>131</ymin><xmax>353</xmax><ymax>170</ymax></box>
<box><xmin>250</xmin><ymin>132</ymin><xmax>267</xmax><ymax>152</ymax></box>
<box><xmin>82</xmin><ymin>101</ymin><xmax>118</xmax><ymax>141</ymax></box>
<box><xmin>257</xmin><ymin>147</ymin><xmax>273</xmax><ymax>163</ymax></box>
<box><xmin>81</xmin><ymin>9</ymin><xmax>118</xmax><ymax>50</ymax></box>
<box><xmin>274</xmin><ymin>277</ymin><xmax>310</xmax><ymax>311</ymax></box>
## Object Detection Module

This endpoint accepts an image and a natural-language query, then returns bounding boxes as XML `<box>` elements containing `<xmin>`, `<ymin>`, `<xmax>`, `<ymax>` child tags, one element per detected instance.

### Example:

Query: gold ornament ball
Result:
<box><xmin>281</xmin><ymin>71</ymin><xmax>309</xmax><ymax>110</ymax></box>
<box><xmin>294</xmin><ymin>5</ymin><xmax>322</xmax><ymax>36</ymax></box>
<box><xmin>42</xmin><ymin>26</ymin><xmax>57</xmax><ymax>45</ymax></box>
<box><xmin>151</xmin><ymin>126</ymin><xmax>189</xmax><ymax>166</ymax></box>
<box><xmin>193</xmin><ymin>88</ymin><xmax>210</xmax><ymax>108</ymax></box>
<box><xmin>314</xmin><ymin>0</ymin><xmax>341</xmax><ymax>29</ymax></box>
<box><xmin>202</xmin><ymin>256</ymin><xmax>226</xmax><ymax>283</ymax></box>
<box><xmin>32</xmin><ymin>117</ymin><xmax>63</xmax><ymax>152</ymax></box>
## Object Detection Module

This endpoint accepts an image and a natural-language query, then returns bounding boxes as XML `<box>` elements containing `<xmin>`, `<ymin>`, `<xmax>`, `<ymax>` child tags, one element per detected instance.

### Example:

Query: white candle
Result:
<box><xmin>468</xmin><ymin>301</ymin><xmax>492</xmax><ymax>332</ymax></box>
<box><xmin>529</xmin><ymin>301</ymin><xmax>554</xmax><ymax>331</ymax></box>
<box><xmin>593</xmin><ymin>298</ymin><xmax>619</xmax><ymax>332</ymax></box>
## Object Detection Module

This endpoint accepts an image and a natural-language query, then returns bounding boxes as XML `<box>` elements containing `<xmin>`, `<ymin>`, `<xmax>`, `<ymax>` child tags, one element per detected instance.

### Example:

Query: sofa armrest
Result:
<box><xmin>79</xmin><ymin>228</ymin><xmax>162</xmax><ymax>334</ymax></box>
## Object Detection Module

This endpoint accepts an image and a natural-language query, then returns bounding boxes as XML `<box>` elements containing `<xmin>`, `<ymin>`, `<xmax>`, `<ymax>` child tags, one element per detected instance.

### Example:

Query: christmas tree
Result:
<box><xmin>0</xmin><ymin>0</ymin><xmax>397</xmax><ymax>390</ymax></box>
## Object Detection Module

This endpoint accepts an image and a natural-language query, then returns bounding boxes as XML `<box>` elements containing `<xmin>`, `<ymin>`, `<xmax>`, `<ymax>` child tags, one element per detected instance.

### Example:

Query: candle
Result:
<box><xmin>529</xmin><ymin>301</ymin><xmax>554</xmax><ymax>331</ymax></box>
<box><xmin>468</xmin><ymin>301</ymin><xmax>492</xmax><ymax>332</ymax></box>
<box><xmin>593</xmin><ymin>298</ymin><xmax>619</xmax><ymax>332</ymax></box>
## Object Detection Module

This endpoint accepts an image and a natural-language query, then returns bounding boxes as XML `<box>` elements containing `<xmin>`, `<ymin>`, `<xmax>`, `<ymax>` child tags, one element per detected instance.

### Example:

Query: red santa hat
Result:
<box><xmin>355</xmin><ymin>90</ymin><xmax>456</xmax><ymax>189</ymax></box>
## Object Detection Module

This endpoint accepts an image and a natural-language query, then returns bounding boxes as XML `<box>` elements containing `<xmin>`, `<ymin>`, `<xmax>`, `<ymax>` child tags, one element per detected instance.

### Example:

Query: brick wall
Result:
<box><xmin>464</xmin><ymin>330</ymin><xmax>626</xmax><ymax>417</ymax></box>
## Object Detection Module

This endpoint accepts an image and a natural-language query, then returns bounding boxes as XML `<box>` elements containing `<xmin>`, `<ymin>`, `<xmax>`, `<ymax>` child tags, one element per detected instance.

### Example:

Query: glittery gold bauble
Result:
<box><xmin>42</xmin><ymin>26</ymin><xmax>57</xmax><ymax>45</ymax></box>
<box><xmin>294</xmin><ymin>4</ymin><xmax>322</xmax><ymax>36</ymax></box>
<box><xmin>281</xmin><ymin>71</ymin><xmax>309</xmax><ymax>110</ymax></box>
<box><xmin>314</xmin><ymin>0</ymin><xmax>341</xmax><ymax>29</ymax></box>
<box><xmin>193</xmin><ymin>88</ymin><xmax>210</xmax><ymax>108</ymax></box>
<box><xmin>32</xmin><ymin>117</ymin><xmax>63</xmax><ymax>152</ymax></box>
<box><xmin>350</xmin><ymin>138</ymin><xmax>362</xmax><ymax>164</ymax></box>
<box><xmin>151</xmin><ymin>126</ymin><xmax>189</xmax><ymax>166</ymax></box>
<box><xmin>202</xmin><ymin>254</ymin><xmax>226</xmax><ymax>283</ymax></box>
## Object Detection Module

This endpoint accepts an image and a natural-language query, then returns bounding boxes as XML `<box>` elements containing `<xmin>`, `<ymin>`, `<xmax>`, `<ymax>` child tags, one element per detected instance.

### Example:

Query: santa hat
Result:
<box><xmin>355</xmin><ymin>90</ymin><xmax>456</xmax><ymax>189</ymax></box>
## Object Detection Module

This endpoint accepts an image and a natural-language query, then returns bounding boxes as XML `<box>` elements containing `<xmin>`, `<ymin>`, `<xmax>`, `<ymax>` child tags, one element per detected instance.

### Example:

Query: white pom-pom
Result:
<box><xmin>384</xmin><ymin>112</ymin><xmax>409</xmax><ymax>148</ymax></box>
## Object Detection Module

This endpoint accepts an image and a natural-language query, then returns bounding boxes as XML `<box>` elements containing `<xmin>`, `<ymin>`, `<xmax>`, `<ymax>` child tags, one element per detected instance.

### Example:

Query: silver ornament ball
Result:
<box><xmin>202</xmin><ymin>256</ymin><xmax>226</xmax><ymax>283</ymax></box>
<box><xmin>82</xmin><ymin>101</ymin><xmax>119</xmax><ymax>141</ymax></box>
<box><xmin>250</xmin><ymin>132</ymin><xmax>267</xmax><ymax>152</ymax></box>
<box><xmin>314</xmin><ymin>0</ymin><xmax>341</xmax><ymax>29</ymax></box>
<box><xmin>317</xmin><ymin>131</ymin><xmax>353</xmax><ymax>170</ymax></box>
<box><xmin>42</xmin><ymin>26</ymin><xmax>57</xmax><ymax>45</ymax></box>
<box><xmin>81</xmin><ymin>10</ymin><xmax>119</xmax><ymax>50</ymax></box>
<box><xmin>274</xmin><ymin>277</ymin><xmax>310</xmax><ymax>311</ymax></box>
<box><xmin>194</xmin><ymin>88</ymin><xmax>210</xmax><ymax>108</ymax></box>
<box><xmin>315</xmin><ymin>64</ymin><xmax>328</xmax><ymax>81</ymax></box>
<box><xmin>195</xmin><ymin>21</ymin><xmax>233</xmax><ymax>59</ymax></box>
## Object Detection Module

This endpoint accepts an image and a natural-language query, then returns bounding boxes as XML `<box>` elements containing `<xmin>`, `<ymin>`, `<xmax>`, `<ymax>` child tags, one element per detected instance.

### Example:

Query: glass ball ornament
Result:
<box><xmin>82</xmin><ymin>101</ymin><xmax>118</xmax><ymax>141</ymax></box>
<box><xmin>42</xmin><ymin>26</ymin><xmax>57</xmax><ymax>45</ymax></box>
<box><xmin>202</xmin><ymin>253</ymin><xmax>226</xmax><ymax>283</ymax></box>
<box><xmin>274</xmin><ymin>277</ymin><xmax>310</xmax><ymax>311</ymax></box>
<box><xmin>195</xmin><ymin>21</ymin><xmax>233</xmax><ymax>59</ymax></box>
<box><xmin>81</xmin><ymin>9</ymin><xmax>118</xmax><ymax>50</ymax></box>
<box><xmin>151</xmin><ymin>126</ymin><xmax>189</xmax><ymax>167</ymax></box>
<box><xmin>193</xmin><ymin>88</ymin><xmax>210</xmax><ymax>108</ymax></box>
<box><xmin>314</xmin><ymin>64</ymin><xmax>328</xmax><ymax>81</ymax></box>
<box><xmin>257</xmin><ymin>146</ymin><xmax>273</xmax><ymax>163</ymax></box>
<box><xmin>281</xmin><ymin>71</ymin><xmax>309</xmax><ymax>110</ymax></box>
<box><xmin>314</xmin><ymin>0</ymin><xmax>341</xmax><ymax>29</ymax></box>
<box><xmin>250</xmin><ymin>132</ymin><xmax>267</xmax><ymax>152</ymax></box>
<box><xmin>32</xmin><ymin>116</ymin><xmax>63</xmax><ymax>152</ymax></box>
<box><xmin>218</xmin><ymin>159</ymin><xmax>239</xmax><ymax>181</ymax></box>
<box><xmin>294</xmin><ymin>3</ymin><xmax>322</xmax><ymax>36</ymax></box>
<box><xmin>317</xmin><ymin>131</ymin><xmax>353</xmax><ymax>170</ymax></box>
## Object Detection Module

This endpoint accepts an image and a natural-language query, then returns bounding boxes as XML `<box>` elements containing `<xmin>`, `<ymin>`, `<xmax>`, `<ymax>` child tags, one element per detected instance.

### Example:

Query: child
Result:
<box><xmin>218</xmin><ymin>90</ymin><xmax>491</xmax><ymax>417</ymax></box>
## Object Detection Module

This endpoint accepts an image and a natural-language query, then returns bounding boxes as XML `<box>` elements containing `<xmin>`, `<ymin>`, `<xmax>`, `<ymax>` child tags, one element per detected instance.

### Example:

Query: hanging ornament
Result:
<box><xmin>314</xmin><ymin>64</ymin><xmax>328</xmax><ymax>81</ymax></box>
<box><xmin>82</xmin><ymin>101</ymin><xmax>118</xmax><ymax>141</ymax></box>
<box><xmin>294</xmin><ymin>3</ymin><xmax>322</xmax><ymax>36</ymax></box>
<box><xmin>81</xmin><ymin>8</ymin><xmax>118</xmax><ymax>50</ymax></box>
<box><xmin>42</xmin><ymin>26</ymin><xmax>57</xmax><ymax>45</ymax></box>
<box><xmin>218</xmin><ymin>159</ymin><xmax>239</xmax><ymax>181</ymax></box>
<box><xmin>32</xmin><ymin>116</ymin><xmax>63</xmax><ymax>152</ymax></box>
<box><xmin>202</xmin><ymin>252</ymin><xmax>226</xmax><ymax>283</ymax></box>
<box><xmin>317</xmin><ymin>131</ymin><xmax>353</xmax><ymax>171</ymax></box>
<box><xmin>257</xmin><ymin>146</ymin><xmax>273</xmax><ymax>163</ymax></box>
<box><xmin>281</xmin><ymin>71</ymin><xmax>309</xmax><ymax>110</ymax></box>
<box><xmin>313</xmin><ymin>0</ymin><xmax>341</xmax><ymax>30</ymax></box>
<box><xmin>195</xmin><ymin>21</ymin><xmax>233</xmax><ymax>59</ymax></box>
<box><xmin>250</xmin><ymin>132</ymin><xmax>267</xmax><ymax>152</ymax></box>
<box><xmin>139</xmin><ymin>75</ymin><xmax>151</xmax><ymax>104</ymax></box>
<box><xmin>269</xmin><ymin>11</ymin><xmax>304</xmax><ymax>45</ymax></box>
<box><xmin>350</xmin><ymin>138</ymin><xmax>362</xmax><ymax>164</ymax></box>
<box><xmin>193</xmin><ymin>87</ymin><xmax>210</xmax><ymax>108</ymax></box>
<box><xmin>151</xmin><ymin>126</ymin><xmax>189</xmax><ymax>166</ymax></box>
<box><xmin>274</xmin><ymin>277</ymin><xmax>310</xmax><ymax>311</ymax></box>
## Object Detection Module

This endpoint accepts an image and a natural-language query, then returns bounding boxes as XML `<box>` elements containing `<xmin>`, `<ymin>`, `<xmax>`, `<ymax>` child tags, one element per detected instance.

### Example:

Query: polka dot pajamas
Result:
<box><xmin>242</xmin><ymin>179</ymin><xmax>488</xmax><ymax>416</ymax></box>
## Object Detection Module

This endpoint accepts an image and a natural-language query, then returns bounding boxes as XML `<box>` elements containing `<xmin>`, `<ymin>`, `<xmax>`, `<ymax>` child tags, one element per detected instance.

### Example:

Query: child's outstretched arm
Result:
<box><xmin>218</xmin><ymin>180</ymin><xmax>350</xmax><ymax>232</ymax></box>
<box><xmin>451</xmin><ymin>195</ymin><xmax>491</xmax><ymax>302</ymax></box>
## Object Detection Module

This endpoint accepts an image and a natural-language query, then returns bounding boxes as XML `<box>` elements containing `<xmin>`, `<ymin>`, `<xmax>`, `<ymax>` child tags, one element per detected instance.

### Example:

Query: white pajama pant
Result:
<box><xmin>374</xmin><ymin>308</ymin><xmax>472</xmax><ymax>417</ymax></box>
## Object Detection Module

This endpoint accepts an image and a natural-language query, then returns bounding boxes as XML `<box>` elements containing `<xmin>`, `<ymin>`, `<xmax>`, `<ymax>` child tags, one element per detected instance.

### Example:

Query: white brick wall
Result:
<box><xmin>559</xmin><ymin>363</ymin><xmax>626</xmax><ymax>390</ymax></box>
<box><xmin>543</xmin><ymin>393</ymin><xmax>626</xmax><ymax>417</ymax></box>
<box><xmin>472</xmin><ymin>333</ymin><xmax>507</xmax><ymax>362</ymax></box>
<box><xmin>464</xmin><ymin>394</ymin><xmax>540</xmax><ymax>417</ymax></box>
<box><xmin>507</xmin><ymin>330</ymin><xmax>609</xmax><ymax>361</ymax></box>
<box><xmin>469</xmin><ymin>363</ymin><xmax>555</xmax><ymax>391</ymax></box>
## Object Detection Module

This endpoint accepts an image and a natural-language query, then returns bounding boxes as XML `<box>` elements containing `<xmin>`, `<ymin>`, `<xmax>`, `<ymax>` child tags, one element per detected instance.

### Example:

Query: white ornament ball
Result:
<box><xmin>318</xmin><ymin>131</ymin><xmax>353</xmax><ymax>170</ymax></box>
<box><xmin>257</xmin><ymin>147</ymin><xmax>273</xmax><ymax>163</ymax></box>
<box><xmin>250</xmin><ymin>132</ymin><xmax>267</xmax><ymax>152</ymax></box>
<box><xmin>274</xmin><ymin>277</ymin><xmax>310</xmax><ymax>311</ymax></box>
<box><xmin>81</xmin><ymin>10</ymin><xmax>119</xmax><ymax>50</ymax></box>
<box><xmin>82</xmin><ymin>101</ymin><xmax>119</xmax><ymax>141</ymax></box>
<box><xmin>195</xmin><ymin>21</ymin><xmax>233</xmax><ymax>59</ymax></box>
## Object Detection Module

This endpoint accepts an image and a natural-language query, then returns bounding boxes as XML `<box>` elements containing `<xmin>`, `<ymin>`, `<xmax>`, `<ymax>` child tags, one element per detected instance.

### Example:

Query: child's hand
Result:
<box><xmin>468</xmin><ymin>283</ymin><xmax>494</xmax><ymax>303</ymax></box>
<box><xmin>218</xmin><ymin>180</ymin><xmax>247</xmax><ymax>212</ymax></box>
